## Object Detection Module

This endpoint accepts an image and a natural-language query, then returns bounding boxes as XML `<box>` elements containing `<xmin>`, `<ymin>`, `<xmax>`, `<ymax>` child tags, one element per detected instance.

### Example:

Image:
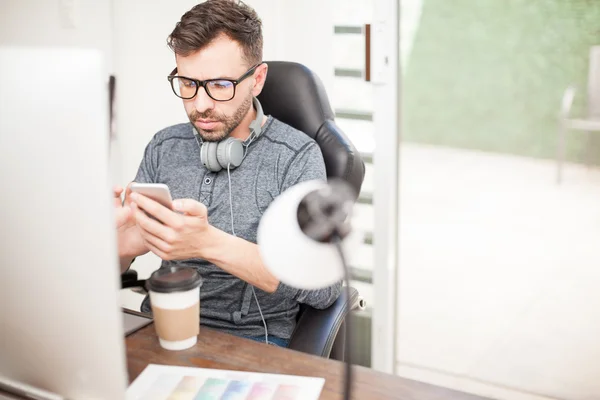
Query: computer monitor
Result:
<box><xmin>0</xmin><ymin>47</ymin><xmax>128</xmax><ymax>399</ymax></box>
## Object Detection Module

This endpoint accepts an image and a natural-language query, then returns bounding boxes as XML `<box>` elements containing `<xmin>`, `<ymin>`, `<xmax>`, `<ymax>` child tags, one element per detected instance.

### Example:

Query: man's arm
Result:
<box><xmin>201</xmin><ymin>220</ymin><xmax>342</xmax><ymax>306</ymax></box>
<box><xmin>120</xmin><ymin>256</ymin><xmax>136</xmax><ymax>274</ymax></box>
<box><xmin>203</xmin><ymin>226</ymin><xmax>280</xmax><ymax>292</ymax></box>
<box><xmin>130</xmin><ymin>192</ymin><xmax>342</xmax><ymax>304</ymax></box>
<box><xmin>203</xmin><ymin>228</ymin><xmax>342</xmax><ymax>306</ymax></box>
<box><xmin>276</xmin><ymin>280</ymin><xmax>343</xmax><ymax>310</ymax></box>
<box><xmin>201</xmin><ymin>220</ymin><xmax>343</xmax><ymax>307</ymax></box>
<box><xmin>268</xmin><ymin>141</ymin><xmax>343</xmax><ymax>309</ymax></box>
<box><xmin>129</xmin><ymin>193</ymin><xmax>279</xmax><ymax>292</ymax></box>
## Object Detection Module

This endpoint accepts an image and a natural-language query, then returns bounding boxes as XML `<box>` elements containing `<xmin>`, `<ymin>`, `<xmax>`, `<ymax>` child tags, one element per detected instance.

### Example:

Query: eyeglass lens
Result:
<box><xmin>171</xmin><ymin>77</ymin><xmax>235</xmax><ymax>101</ymax></box>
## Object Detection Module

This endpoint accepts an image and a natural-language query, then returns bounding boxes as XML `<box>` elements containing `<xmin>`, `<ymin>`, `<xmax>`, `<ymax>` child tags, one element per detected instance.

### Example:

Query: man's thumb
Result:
<box><xmin>173</xmin><ymin>199</ymin><xmax>207</xmax><ymax>217</ymax></box>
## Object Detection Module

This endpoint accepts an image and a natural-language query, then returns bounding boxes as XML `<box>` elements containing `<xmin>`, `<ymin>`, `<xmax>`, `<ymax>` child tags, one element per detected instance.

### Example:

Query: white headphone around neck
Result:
<box><xmin>196</xmin><ymin>97</ymin><xmax>264</xmax><ymax>172</ymax></box>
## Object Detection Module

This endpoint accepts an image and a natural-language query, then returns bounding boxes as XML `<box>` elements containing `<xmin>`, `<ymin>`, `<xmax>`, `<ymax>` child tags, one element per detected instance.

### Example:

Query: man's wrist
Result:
<box><xmin>119</xmin><ymin>255</ymin><xmax>136</xmax><ymax>274</ymax></box>
<box><xmin>200</xmin><ymin>225</ymin><xmax>231</xmax><ymax>263</ymax></box>
<box><xmin>200</xmin><ymin>225</ymin><xmax>281</xmax><ymax>293</ymax></box>
<box><xmin>118</xmin><ymin>247</ymin><xmax>140</xmax><ymax>261</ymax></box>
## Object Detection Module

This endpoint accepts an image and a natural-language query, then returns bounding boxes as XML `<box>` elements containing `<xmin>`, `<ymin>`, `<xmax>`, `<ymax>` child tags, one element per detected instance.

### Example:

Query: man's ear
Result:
<box><xmin>251</xmin><ymin>63</ymin><xmax>268</xmax><ymax>97</ymax></box>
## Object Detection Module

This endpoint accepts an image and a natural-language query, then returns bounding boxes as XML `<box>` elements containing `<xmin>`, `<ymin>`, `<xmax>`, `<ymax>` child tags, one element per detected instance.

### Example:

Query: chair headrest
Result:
<box><xmin>257</xmin><ymin>61</ymin><xmax>365</xmax><ymax>198</ymax></box>
<box><xmin>257</xmin><ymin>61</ymin><xmax>334</xmax><ymax>139</ymax></box>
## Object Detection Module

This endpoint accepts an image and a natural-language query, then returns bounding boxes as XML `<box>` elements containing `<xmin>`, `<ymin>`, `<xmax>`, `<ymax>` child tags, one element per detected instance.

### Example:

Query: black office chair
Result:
<box><xmin>122</xmin><ymin>61</ymin><xmax>366</xmax><ymax>361</ymax></box>
<box><xmin>257</xmin><ymin>61</ymin><xmax>366</xmax><ymax>360</ymax></box>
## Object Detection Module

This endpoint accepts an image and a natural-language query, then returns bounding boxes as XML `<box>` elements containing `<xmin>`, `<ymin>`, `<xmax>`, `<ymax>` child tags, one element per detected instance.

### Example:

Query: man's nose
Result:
<box><xmin>192</xmin><ymin>86</ymin><xmax>215</xmax><ymax>114</ymax></box>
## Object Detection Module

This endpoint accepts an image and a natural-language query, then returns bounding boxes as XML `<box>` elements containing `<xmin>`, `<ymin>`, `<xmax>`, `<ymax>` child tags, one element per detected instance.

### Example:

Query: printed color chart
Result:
<box><xmin>126</xmin><ymin>364</ymin><xmax>325</xmax><ymax>400</ymax></box>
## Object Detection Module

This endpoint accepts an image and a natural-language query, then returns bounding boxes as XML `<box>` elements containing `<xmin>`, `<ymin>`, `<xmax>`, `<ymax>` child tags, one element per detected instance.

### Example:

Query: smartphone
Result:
<box><xmin>129</xmin><ymin>183</ymin><xmax>173</xmax><ymax>209</ymax></box>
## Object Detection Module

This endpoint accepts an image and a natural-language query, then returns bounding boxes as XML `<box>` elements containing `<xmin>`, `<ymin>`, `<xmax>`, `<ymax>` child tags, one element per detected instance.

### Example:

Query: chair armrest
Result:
<box><xmin>288</xmin><ymin>286</ymin><xmax>363</xmax><ymax>358</ymax></box>
<box><xmin>121</xmin><ymin>269</ymin><xmax>146</xmax><ymax>290</ymax></box>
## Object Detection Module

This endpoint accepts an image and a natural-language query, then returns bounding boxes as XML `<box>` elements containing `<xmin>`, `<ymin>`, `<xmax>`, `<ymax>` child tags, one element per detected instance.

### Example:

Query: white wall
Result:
<box><xmin>0</xmin><ymin>0</ymin><xmax>113</xmax><ymax>69</ymax></box>
<box><xmin>0</xmin><ymin>0</ymin><xmax>118</xmax><ymax>183</ymax></box>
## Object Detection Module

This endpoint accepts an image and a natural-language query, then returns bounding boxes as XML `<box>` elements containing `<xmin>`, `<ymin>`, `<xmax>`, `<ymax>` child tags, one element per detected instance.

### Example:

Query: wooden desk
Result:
<box><xmin>126</xmin><ymin>324</ymin><xmax>489</xmax><ymax>400</ymax></box>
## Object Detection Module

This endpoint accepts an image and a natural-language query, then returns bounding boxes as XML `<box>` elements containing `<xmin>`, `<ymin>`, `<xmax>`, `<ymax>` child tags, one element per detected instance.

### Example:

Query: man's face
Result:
<box><xmin>175</xmin><ymin>35</ymin><xmax>260</xmax><ymax>142</ymax></box>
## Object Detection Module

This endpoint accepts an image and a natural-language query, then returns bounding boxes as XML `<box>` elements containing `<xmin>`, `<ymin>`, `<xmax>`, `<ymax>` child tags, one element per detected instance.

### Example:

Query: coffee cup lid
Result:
<box><xmin>146</xmin><ymin>267</ymin><xmax>202</xmax><ymax>293</ymax></box>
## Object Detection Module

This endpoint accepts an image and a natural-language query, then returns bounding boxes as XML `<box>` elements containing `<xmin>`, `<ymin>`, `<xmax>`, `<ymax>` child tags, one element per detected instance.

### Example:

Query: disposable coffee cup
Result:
<box><xmin>146</xmin><ymin>267</ymin><xmax>202</xmax><ymax>351</ymax></box>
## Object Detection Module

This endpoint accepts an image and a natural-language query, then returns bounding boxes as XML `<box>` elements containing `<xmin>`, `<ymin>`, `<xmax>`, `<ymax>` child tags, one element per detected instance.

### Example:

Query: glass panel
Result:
<box><xmin>398</xmin><ymin>1</ymin><xmax>600</xmax><ymax>398</ymax></box>
<box><xmin>333</xmin><ymin>77</ymin><xmax>374</xmax><ymax>113</ymax></box>
<box><xmin>333</xmin><ymin>34</ymin><xmax>365</xmax><ymax>70</ymax></box>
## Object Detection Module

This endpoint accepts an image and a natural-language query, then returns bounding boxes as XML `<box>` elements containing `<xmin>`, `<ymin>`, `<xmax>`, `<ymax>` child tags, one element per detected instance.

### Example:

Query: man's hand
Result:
<box><xmin>130</xmin><ymin>193</ymin><xmax>211</xmax><ymax>261</ymax></box>
<box><xmin>113</xmin><ymin>184</ymin><xmax>149</xmax><ymax>261</ymax></box>
<box><xmin>130</xmin><ymin>191</ymin><xmax>279</xmax><ymax>292</ymax></box>
<box><xmin>113</xmin><ymin>185</ymin><xmax>131</xmax><ymax>228</ymax></box>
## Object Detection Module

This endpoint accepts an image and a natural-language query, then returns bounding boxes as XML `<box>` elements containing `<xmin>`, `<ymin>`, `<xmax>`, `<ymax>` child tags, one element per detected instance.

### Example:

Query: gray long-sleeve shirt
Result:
<box><xmin>135</xmin><ymin>115</ymin><xmax>342</xmax><ymax>339</ymax></box>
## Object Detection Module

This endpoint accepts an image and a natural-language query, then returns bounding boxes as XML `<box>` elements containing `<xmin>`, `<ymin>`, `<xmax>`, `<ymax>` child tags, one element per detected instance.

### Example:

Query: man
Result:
<box><xmin>114</xmin><ymin>0</ymin><xmax>341</xmax><ymax>348</ymax></box>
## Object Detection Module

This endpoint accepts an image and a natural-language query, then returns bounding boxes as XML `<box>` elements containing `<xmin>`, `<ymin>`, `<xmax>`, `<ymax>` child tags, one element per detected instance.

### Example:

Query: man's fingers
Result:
<box><xmin>139</xmin><ymin>228</ymin><xmax>171</xmax><ymax>255</ymax></box>
<box><xmin>132</xmin><ymin>202</ymin><xmax>174</xmax><ymax>242</ymax></box>
<box><xmin>143</xmin><ymin>239</ymin><xmax>168</xmax><ymax>261</ymax></box>
<box><xmin>131</xmin><ymin>192</ymin><xmax>179</xmax><ymax>226</ymax></box>
<box><xmin>113</xmin><ymin>185</ymin><xmax>124</xmax><ymax>207</ymax></box>
<box><xmin>124</xmin><ymin>183</ymin><xmax>134</xmax><ymax>206</ymax></box>
<box><xmin>172</xmin><ymin>198</ymin><xmax>207</xmax><ymax>217</ymax></box>
<box><xmin>135</xmin><ymin>216</ymin><xmax>173</xmax><ymax>260</ymax></box>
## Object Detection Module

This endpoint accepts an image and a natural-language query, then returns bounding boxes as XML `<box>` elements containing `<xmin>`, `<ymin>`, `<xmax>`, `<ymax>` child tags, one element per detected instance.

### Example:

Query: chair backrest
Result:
<box><xmin>587</xmin><ymin>46</ymin><xmax>600</xmax><ymax>119</ymax></box>
<box><xmin>257</xmin><ymin>61</ymin><xmax>365</xmax><ymax>322</ymax></box>
<box><xmin>257</xmin><ymin>61</ymin><xmax>365</xmax><ymax>198</ymax></box>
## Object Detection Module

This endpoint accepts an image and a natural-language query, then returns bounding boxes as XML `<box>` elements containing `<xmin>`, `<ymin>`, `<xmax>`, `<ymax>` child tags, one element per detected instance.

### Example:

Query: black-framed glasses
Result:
<box><xmin>167</xmin><ymin>63</ymin><xmax>261</xmax><ymax>102</ymax></box>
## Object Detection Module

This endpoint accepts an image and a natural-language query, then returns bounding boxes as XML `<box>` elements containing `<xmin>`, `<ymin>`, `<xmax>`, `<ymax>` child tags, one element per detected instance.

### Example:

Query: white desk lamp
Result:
<box><xmin>257</xmin><ymin>179</ymin><xmax>362</xmax><ymax>400</ymax></box>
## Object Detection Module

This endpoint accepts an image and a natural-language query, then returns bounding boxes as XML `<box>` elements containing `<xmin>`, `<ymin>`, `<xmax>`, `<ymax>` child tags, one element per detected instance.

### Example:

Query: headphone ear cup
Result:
<box><xmin>217</xmin><ymin>138</ymin><xmax>244</xmax><ymax>170</ymax></box>
<box><xmin>201</xmin><ymin>142</ymin><xmax>222</xmax><ymax>172</ymax></box>
<box><xmin>200</xmin><ymin>142</ymin><xmax>209</xmax><ymax>169</ymax></box>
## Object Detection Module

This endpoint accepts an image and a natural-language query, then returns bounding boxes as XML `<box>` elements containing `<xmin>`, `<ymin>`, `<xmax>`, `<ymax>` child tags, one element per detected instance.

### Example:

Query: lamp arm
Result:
<box><xmin>334</xmin><ymin>237</ymin><xmax>353</xmax><ymax>400</ymax></box>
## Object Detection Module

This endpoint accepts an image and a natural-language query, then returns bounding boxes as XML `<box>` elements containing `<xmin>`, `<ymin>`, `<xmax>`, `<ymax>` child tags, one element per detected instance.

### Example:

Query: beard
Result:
<box><xmin>188</xmin><ymin>94</ymin><xmax>253</xmax><ymax>142</ymax></box>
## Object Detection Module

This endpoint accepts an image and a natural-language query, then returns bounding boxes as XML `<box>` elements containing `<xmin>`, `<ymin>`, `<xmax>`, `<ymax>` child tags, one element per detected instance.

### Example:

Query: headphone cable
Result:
<box><xmin>227</xmin><ymin>163</ymin><xmax>269</xmax><ymax>345</ymax></box>
<box><xmin>193</xmin><ymin>130</ymin><xmax>269</xmax><ymax>345</ymax></box>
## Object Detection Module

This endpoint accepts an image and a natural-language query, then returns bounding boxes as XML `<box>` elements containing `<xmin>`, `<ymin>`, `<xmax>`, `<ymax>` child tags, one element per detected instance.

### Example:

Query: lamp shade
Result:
<box><xmin>257</xmin><ymin>180</ymin><xmax>362</xmax><ymax>290</ymax></box>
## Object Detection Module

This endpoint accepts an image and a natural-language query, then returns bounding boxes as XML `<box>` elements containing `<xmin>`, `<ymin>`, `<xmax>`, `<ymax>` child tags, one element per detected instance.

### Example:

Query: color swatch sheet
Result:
<box><xmin>126</xmin><ymin>364</ymin><xmax>325</xmax><ymax>400</ymax></box>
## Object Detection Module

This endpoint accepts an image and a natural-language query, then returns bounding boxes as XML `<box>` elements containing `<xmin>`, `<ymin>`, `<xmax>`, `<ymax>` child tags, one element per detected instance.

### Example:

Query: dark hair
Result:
<box><xmin>167</xmin><ymin>0</ymin><xmax>263</xmax><ymax>66</ymax></box>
